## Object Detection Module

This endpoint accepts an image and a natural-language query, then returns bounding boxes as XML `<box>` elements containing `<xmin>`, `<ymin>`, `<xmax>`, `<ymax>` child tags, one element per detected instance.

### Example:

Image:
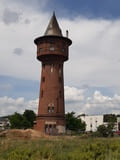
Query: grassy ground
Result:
<box><xmin>0</xmin><ymin>136</ymin><xmax>120</xmax><ymax>160</ymax></box>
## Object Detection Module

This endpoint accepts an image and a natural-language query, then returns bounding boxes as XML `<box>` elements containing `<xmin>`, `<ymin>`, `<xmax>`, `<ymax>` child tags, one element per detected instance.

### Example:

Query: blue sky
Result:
<box><xmin>46</xmin><ymin>0</ymin><xmax>120</xmax><ymax>19</ymax></box>
<box><xmin>0</xmin><ymin>0</ymin><xmax>120</xmax><ymax>116</ymax></box>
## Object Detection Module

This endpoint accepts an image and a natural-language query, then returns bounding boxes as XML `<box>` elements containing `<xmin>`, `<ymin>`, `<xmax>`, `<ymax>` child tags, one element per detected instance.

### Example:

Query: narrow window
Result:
<box><xmin>59</xmin><ymin>91</ymin><xmax>62</xmax><ymax>98</ymax></box>
<box><xmin>51</xmin><ymin>64</ymin><xmax>53</xmax><ymax>73</ymax></box>
<box><xmin>42</xmin><ymin>64</ymin><xmax>45</xmax><ymax>69</ymax></box>
<box><xmin>41</xmin><ymin>90</ymin><xmax>43</xmax><ymax>98</ymax></box>
<box><xmin>59</xmin><ymin>77</ymin><xmax>62</xmax><ymax>82</ymax></box>
<box><xmin>42</xmin><ymin>77</ymin><xmax>45</xmax><ymax>82</ymax></box>
<box><xmin>62</xmin><ymin>48</ymin><xmax>64</xmax><ymax>52</ymax></box>
<box><xmin>48</xmin><ymin>107</ymin><xmax>51</xmax><ymax>113</ymax></box>
<box><xmin>39</xmin><ymin>48</ymin><xmax>43</xmax><ymax>52</ymax></box>
<box><xmin>51</xmin><ymin>107</ymin><xmax>54</xmax><ymax>112</ymax></box>
<box><xmin>59</xmin><ymin>69</ymin><xmax>61</xmax><ymax>75</ymax></box>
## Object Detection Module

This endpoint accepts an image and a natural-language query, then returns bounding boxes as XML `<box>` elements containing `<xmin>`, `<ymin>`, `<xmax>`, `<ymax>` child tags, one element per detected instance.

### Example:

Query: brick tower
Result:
<box><xmin>34</xmin><ymin>13</ymin><xmax>72</xmax><ymax>134</ymax></box>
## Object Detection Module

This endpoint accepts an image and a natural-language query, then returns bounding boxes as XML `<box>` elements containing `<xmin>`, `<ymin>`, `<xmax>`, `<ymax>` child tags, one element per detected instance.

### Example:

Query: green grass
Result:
<box><xmin>0</xmin><ymin>136</ymin><xmax>120</xmax><ymax>160</ymax></box>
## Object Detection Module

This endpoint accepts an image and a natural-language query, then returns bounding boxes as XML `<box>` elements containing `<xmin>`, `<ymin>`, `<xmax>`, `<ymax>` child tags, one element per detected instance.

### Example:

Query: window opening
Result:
<box><xmin>51</xmin><ymin>107</ymin><xmax>54</xmax><ymax>112</ymax></box>
<box><xmin>50</xmin><ymin>46</ymin><xmax>55</xmax><ymax>51</ymax></box>
<box><xmin>59</xmin><ymin>77</ymin><xmax>62</xmax><ymax>82</ymax></box>
<box><xmin>42</xmin><ymin>64</ymin><xmax>45</xmax><ymax>69</ymax></box>
<box><xmin>42</xmin><ymin>77</ymin><xmax>45</xmax><ymax>82</ymax></box>
<box><xmin>48</xmin><ymin>107</ymin><xmax>50</xmax><ymax>113</ymax></box>
<box><xmin>39</xmin><ymin>48</ymin><xmax>43</xmax><ymax>52</ymax></box>
<box><xmin>41</xmin><ymin>90</ymin><xmax>43</xmax><ymax>98</ymax></box>
<box><xmin>59</xmin><ymin>91</ymin><xmax>62</xmax><ymax>98</ymax></box>
<box><xmin>51</xmin><ymin>64</ymin><xmax>53</xmax><ymax>72</ymax></box>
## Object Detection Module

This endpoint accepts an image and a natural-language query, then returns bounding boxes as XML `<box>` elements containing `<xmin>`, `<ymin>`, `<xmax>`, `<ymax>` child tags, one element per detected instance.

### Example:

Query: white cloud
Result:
<box><xmin>0</xmin><ymin>86</ymin><xmax>120</xmax><ymax>117</ymax></box>
<box><xmin>0</xmin><ymin>96</ymin><xmax>38</xmax><ymax>116</ymax></box>
<box><xmin>65</xmin><ymin>86</ymin><xmax>84</xmax><ymax>102</ymax></box>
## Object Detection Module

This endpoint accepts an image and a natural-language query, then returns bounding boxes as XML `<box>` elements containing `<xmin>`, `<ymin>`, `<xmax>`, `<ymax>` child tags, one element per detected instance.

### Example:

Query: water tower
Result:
<box><xmin>34</xmin><ymin>13</ymin><xmax>72</xmax><ymax>134</ymax></box>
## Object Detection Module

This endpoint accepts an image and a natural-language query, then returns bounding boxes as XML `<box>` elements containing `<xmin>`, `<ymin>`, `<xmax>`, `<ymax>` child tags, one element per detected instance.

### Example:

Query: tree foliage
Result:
<box><xmin>65</xmin><ymin>112</ymin><xmax>86</xmax><ymax>131</ymax></box>
<box><xmin>97</xmin><ymin>123</ymin><xmax>114</xmax><ymax>137</ymax></box>
<box><xmin>103</xmin><ymin>114</ymin><xmax>117</xmax><ymax>123</ymax></box>
<box><xmin>9</xmin><ymin>110</ymin><xmax>36</xmax><ymax>129</ymax></box>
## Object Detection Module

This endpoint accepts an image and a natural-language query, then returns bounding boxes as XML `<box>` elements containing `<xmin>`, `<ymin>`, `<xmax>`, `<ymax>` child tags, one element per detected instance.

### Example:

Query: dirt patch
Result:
<box><xmin>0</xmin><ymin>129</ymin><xmax>48</xmax><ymax>139</ymax></box>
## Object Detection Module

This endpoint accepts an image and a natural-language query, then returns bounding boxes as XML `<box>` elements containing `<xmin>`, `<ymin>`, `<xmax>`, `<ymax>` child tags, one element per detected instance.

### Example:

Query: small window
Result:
<box><xmin>42</xmin><ymin>77</ymin><xmax>45</xmax><ymax>82</ymax></box>
<box><xmin>50</xmin><ymin>46</ymin><xmax>55</xmax><ymax>51</ymax></box>
<box><xmin>39</xmin><ymin>48</ymin><xmax>43</xmax><ymax>52</ymax></box>
<box><xmin>62</xmin><ymin>48</ymin><xmax>65</xmax><ymax>52</ymax></box>
<box><xmin>51</xmin><ymin>64</ymin><xmax>53</xmax><ymax>72</ymax></box>
<box><xmin>42</xmin><ymin>64</ymin><xmax>45</xmax><ymax>69</ymax></box>
<box><xmin>59</xmin><ymin>77</ymin><xmax>62</xmax><ymax>82</ymax></box>
<box><xmin>51</xmin><ymin>107</ymin><xmax>54</xmax><ymax>112</ymax></box>
<box><xmin>48</xmin><ymin>107</ymin><xmax>51</xmax><ymax>113</ymax></box>
<box><xmin>41</xmin><ymin>90</ymin><xmax>43</xmax><ymax>98</ymax></box>
<box><xmin>59</xmin><ymin>69</ymin><xmax>61</xmax><ymax>75</ymax></box>
<box><xmin>59</xmin><ymin>91</ymin><xmax>62</xmax><ymax>98</ymax></box>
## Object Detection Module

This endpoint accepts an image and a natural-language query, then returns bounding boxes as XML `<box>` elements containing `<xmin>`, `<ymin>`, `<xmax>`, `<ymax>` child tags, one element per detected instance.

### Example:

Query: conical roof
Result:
<box><xmin>44</xmin><ymin>12</ymin><xmax>63</xmax><ymax>37</ymax></box>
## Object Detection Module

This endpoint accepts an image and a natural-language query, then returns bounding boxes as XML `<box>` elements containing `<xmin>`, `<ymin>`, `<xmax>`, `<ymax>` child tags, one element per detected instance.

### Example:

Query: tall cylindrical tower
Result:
<box><xmin>34</xmin><ymin>13</ymin><xmax>72</xmax><ymax>134</ymax></box>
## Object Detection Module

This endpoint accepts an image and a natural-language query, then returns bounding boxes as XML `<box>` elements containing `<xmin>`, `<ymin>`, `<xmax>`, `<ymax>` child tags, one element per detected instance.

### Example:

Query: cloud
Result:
<box><xmin>65</xmin><ymin>86</ymin><xmax>84</xmax><ymax>103</ymax></box>
<box><xmin>2</xmin><ymin>8</ymin><xmax>21</xmax><ymax>25</ymax></box>
<box><xmin>1</xmin><ymin>8</ymin><xmax>120</xmax><ymax>88</ymax></box>
<box><xmin>13</xmin><ymin>48</ymin><xmax>24</xmax><ymax>55</ymax></box>
<box><xmin>0</xmin><ymin>96</ymin><xmax>38</xmax><ymax>116</ymax></box>
<box><xmin>0</xmin><ymin>86</ymin><xmax>120</xmax><ymax>117</ymax></box>
<box><xmin>24</xmin><ymin>19</ymin><xmax>31</xmax><ymax>24</ymax></box>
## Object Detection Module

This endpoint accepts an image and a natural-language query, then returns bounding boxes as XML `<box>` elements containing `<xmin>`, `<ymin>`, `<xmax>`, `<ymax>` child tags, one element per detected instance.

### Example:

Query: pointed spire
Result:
<box><xmin>44</xmin><ymin>12</ymin><xmax>63</xmax><ymax>37</ymax></box>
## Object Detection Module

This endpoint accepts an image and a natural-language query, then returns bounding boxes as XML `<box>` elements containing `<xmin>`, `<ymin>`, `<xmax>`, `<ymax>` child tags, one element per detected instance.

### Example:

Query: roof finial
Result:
<box><xmin>53</xmin><ymin>11</ymin><xmax>55</xmax><ymax>16</ymax></box>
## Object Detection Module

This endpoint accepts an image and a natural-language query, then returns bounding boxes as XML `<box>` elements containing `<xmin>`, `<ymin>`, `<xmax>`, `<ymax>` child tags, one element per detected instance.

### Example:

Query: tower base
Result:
<box><xmin>34</xmin><ymin>116</ymin><xmax>66</xmax><ymax>135</ymax></box>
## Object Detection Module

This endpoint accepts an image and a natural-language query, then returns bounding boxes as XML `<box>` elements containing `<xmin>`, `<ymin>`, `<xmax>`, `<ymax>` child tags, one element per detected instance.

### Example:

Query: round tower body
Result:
<box><xmin>34</xmin><ymin>13</ymin><xmax>72</xmax><ymax>134</ymax></box>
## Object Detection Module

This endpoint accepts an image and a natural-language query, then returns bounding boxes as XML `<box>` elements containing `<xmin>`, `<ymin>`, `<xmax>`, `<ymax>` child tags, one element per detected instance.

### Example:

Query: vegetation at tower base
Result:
<box><xmin>9</xmin><ymin>110</ymin><xmax>36</xmax><ymax>129</ymax></box>
<box><xmin>0</xmin><ymin>136</ymin><xmax>120</xmax><ymax>160</ymax></box>
<box><xmin>65</xmin><ymin>112</ymin><xmax>86</xmax><ymax>132</ymax></box>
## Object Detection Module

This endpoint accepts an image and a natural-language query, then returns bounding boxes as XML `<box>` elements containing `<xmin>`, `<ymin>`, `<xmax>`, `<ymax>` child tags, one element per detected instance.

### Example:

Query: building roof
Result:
<box><xmin>44</xmin><ymin>12</ymin><xmax>63</xmax><ymax>37</ymax></box>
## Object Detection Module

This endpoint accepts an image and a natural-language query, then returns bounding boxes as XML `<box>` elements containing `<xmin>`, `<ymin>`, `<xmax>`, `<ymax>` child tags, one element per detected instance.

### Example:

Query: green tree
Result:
<box><xmin>9</xmin><ymin>112</ymin><xmax>24</xmax><ymax>129</ymax></box>
<box><xmin>65</xmin><ymin>112</ymin><xmax>86</xmax><ymax>132</ymax></box>
<box><xmin>9</xmin><ymin>110</ymin><xmax>36</xmax><ymax>129</ymax></box>
<box><xmin>104</xmin><ymin>114</ymin><xmax>117</xmax><ymax>123</ymax></box>
<box><xmin>23</xmin><ymin>110</ymin><xmax>36</xmax><ymax>128</ymax></box>
<box><xmin>97</xmin><ymin>123</ymin><xmax>114</xmax><ymax>137</ymax></box>
<box><xmin>97</xmin><ymin>124</ymin><xmax>109</xmax><ymax>137</ymax></box>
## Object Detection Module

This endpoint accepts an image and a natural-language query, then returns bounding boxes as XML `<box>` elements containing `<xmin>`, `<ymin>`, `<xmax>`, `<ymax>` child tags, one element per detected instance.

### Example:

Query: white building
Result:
<box><xmin>80</xmin><ymin>115</ymin><xmax>120</xmax><ymax>132</ymax></box>
<box><xmin>117</xmin><ymin>117</ymin><xmax>120</xmax><ymax>131</ymax></box>
<box><xmin>0</xmin><ymin>118</ymin><xmax>10</xmax><ymax>131</ymax></box>
<box><xmin>80</xmin><ymin>115</ymin><xmax>104</xmax><ymax>132</ymax></box>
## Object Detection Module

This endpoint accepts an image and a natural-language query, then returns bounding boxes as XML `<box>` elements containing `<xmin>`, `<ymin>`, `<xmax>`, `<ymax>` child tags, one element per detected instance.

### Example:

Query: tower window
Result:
<box><xmin>59</xmin><ymin>69</ymin><xmax>61</xmax><ymax>75</ymax></box>
<box><xmin>42</xmin><ymin>64</ymin><xmax>45</xmax><ymax>69</ymax></box>
<box><xmin>50</xmin><ymin>46</ymin><xmax>55</xmax><ymax>51</ymax></box>
<box><xmin>51</xmin><ymin>64</ymin><xmax>53</xmax><ymax>72</ymax></box>
<box><xmin>59</xmin><ymin>77</ymin><xmax>62</xmax><ymax>82</ymax></box>
<box><xmin>59</xmin><ymin>91</ymin><xmax>62</xmax><ymax>98</ymax></box>
<box><xmin>51</xmin><ymin>107</ymin><xmax>54</xmax><ymax>112</ymax></box>
<box><xmin>39</xmin><ymin>48</ymin><xmax>43</xmax><ymax>52</ymax></box>
<box><xmin>62</xmin><ymin>48</ymin><xmax>65</xmax><ymax>52</ymax></box>
<box><xmin>42</xmin><ymin>77</ymin><xmax>45</xmax><ymax>82</ymax></box>
<box><xmin>41</xmin><ymin>90</ymin><xmax>43</xmax><ymax>98</ymax></box>
<box><xmin>48</xmin><ymin>107</ymin><xmax>51</xmax><ymax>113</ymax></box>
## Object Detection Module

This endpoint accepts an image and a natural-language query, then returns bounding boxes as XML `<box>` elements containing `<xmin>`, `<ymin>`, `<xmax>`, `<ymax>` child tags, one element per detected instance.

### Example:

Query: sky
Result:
<box><xmin>0</xmin><ymin>0</ymin><xmax>120</xmax><ymax>116</ymax></box>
